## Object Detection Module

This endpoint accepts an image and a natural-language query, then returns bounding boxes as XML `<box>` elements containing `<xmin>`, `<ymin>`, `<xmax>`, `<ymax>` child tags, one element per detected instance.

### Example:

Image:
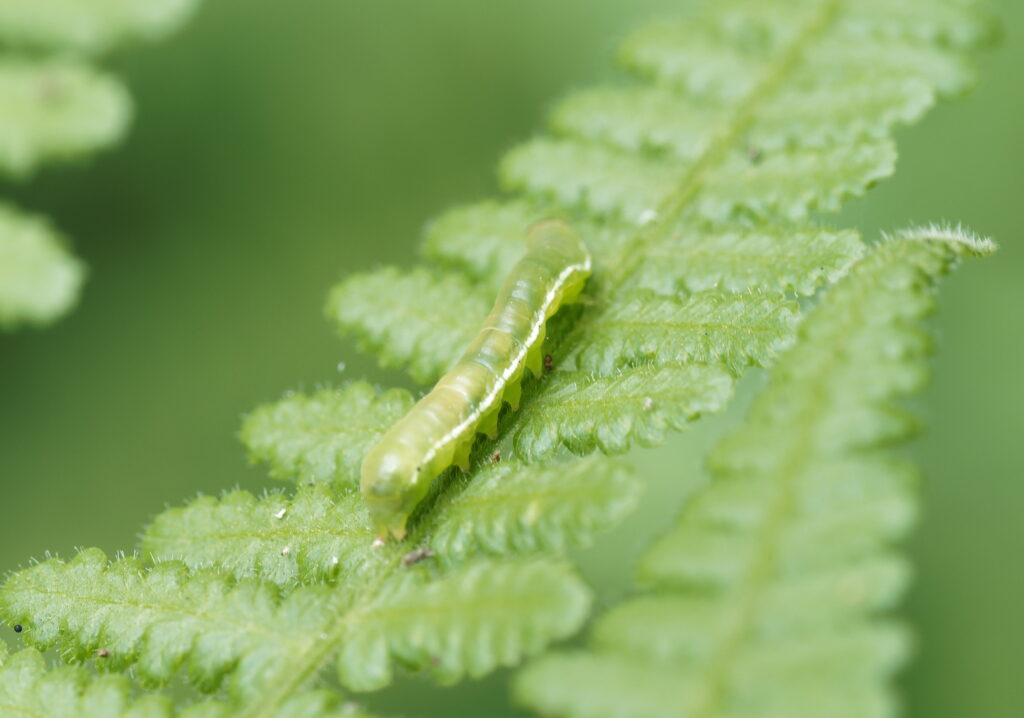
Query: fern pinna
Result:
<box><xmin>515</xmin><ymin>228</ymin><xmax>995</xmax><ymax>718</ymax></box>
<box><xmin>0</xmin><ymin>1</ymin><xmax>995</xmax><ymax>717</ymax></box>
<box><xmin>0</xmin><ymin>0</ymin><xmax>200</xmax><ymax>329</ymax></box>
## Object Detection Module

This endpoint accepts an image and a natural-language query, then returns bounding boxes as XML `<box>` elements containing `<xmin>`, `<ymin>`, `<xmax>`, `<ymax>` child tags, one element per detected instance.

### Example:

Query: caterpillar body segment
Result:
<box><xmin>361</xmin><ymin>220</ymin><xmax>592</xmax><ymax>540</ymax></box>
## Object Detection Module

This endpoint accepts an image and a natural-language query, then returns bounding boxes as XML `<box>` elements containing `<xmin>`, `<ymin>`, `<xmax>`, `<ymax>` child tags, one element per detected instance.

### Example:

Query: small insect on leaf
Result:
<box><xmin>360</xmin><ymin>220</ymin><xmax>592</xmax><ymax>540</ymax></box>
<box><xmin>401</xmin><ymin>548</ymin><xmax>436</xmax><ymax>567</ymax></box>
<box><xmin>543</xmin><ymin>354</ymin><xmax>554</xmax><ymax>372</ymax></box>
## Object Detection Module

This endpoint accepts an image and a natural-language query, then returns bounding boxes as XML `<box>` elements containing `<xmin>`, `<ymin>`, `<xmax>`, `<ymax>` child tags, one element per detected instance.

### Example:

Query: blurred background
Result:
<box><xmin>0</xmin><ymin>1</ymin><xmax>1020</xmax><ymax>715</ymax></box>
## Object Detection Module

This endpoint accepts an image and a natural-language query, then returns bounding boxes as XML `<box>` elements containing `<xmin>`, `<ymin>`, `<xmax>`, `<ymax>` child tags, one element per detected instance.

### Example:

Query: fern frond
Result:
<box><xmin>421</xmin><ymin>200</ymin><xmax>536</xmax><ymax>290</ymax></box>
<box><xmin>2</xmin><ymin>0</ymin><xmax>995</xmax><ymax>713</ymax></box>
<box><xmin>502</xmin><ymin>137</ymin><xmax>895</xmax><ymax>223</ymax></box>
<box><xmin>0</xmin><ymin>204</ymin><xmax>84</xmax><ymax>328</ymax></box>
<box><xmin>0</xmin><ymin>646</ymin><xmax>172</xmax><ymax>718</ymax></box>
<box><xmin>552</xmin><ymin>79</ymin><xmax>934</xmax><ymax>158</ymax></box>
<box><xmin>337</xmin><ymin>559</ymin><xmax>590</xmax><ymax>692</ymax></box>
<box><xmin>0</xmin><ymin>0</ymin><xmax>201</xmax><ymax>328</ymax></box>
<box><xmin>0</xmin><ymin>59</ymin><xmax>130</xmax><ymax>178</ymax></box>
<box><xmin>575</xmin><ymin>290</ymin><xmax>798</xmax><ymax>375</ymax></box>
<box><xmin>0</xmin><ymin>646</ymin><xmax>380</xmax><ymax>718</ymax></box>
<box><xmin>240</xmin><ymin>383</ymin><xmax>414</xmax><ymax>486</ymax></box>
<box><xmin>515</xmin><ymin>230</ymin><xmax>994</xmax><ymax>718</ymax></box>
<box><xmin>0</xmin><ymin>0</ymin><xmax>201</xmax><ymax>54</ymax></box>
<box><xmin>429</xmin><ymin>456</ymin><xmax>642</xmax><ymax>564</ymax></box>
<box><xmin>144</xmin><ymin>454</ymin><xmax>640</xmax><ymax>584</ymax></box>
<box><xmin>623</xmin><ymin>222</ymin><xmax>864</xmax><ymax>296</ymax></box>
<box><xmin>3</xmin><ymin>547</ymin><xmax>592</xmax><ymax>702</ymax></box>
<box><xmin>1</xmin><ymin>549</ymin><xmax>332</xmax><ymax>697</ymax></box>
<box><xmin>513</xmin><ymin>364</ymin><xmax>734</xmax><ymax>460</ymax></box>
<box><xmin>326</xmin><ymin>268</ymin><xmax>487</xmax><ymax>383</ymax></box>
<box><xmin>142</xmin><ymin>486</ymin><xmax>377</xmax><ymax>587</ymax></box>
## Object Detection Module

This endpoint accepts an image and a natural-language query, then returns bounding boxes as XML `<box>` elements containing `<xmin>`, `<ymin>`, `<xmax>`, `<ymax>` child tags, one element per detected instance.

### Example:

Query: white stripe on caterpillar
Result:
<box><xmin>360</xmin><ymin>219</ymin><xmax>592</xmax><ymax>540</ymax></box>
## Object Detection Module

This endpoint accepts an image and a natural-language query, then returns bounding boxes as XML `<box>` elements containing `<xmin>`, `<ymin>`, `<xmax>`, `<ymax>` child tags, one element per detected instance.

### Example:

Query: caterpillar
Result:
<box><xmin>361</xmin><ymin>219</ymin><xmax>592</xmax><ymax>541</ymax></box>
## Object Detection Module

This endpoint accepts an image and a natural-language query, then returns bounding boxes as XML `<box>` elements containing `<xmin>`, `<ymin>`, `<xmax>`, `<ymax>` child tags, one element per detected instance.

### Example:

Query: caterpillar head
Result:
<box><xmin>360</xmin><ymin>442</ymin><xmax>429</xmax><ymax>541</ymax></box>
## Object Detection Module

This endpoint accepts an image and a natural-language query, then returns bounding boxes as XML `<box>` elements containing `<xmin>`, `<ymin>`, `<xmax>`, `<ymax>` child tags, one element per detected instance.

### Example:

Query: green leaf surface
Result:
<box><xmin>0</xmin><ymin>58</ymin><xmax>130</xmax><ymax>178</ymax></box>
<box><xmin>326</xmin><ymin>268</ymin><xmax>488</xmax><ymax>384</ymax></box>
<box><xmin>0</xmin><ymin>204</ymin><xmax>84</xmax><ymax>328</ymax></box>
<box><xmin>515</xmin><ymin>229</ymin><xmax>995</xmax><ymax>718</ymax></box>
<box><xmin>0</xmin><ymin>0</ymin><xmax>201</xmax><ymax>54</ymax></box>
<box><xmin>241</xmin><ymin>383</ymin><xmax>414</xmax><ymax>486</ymax></box>
<box><xmin>430</xmin><ymin>456</ymin><xmax>642</xmax><ymax>563</ymax></box>
<box><xmin>142</xmin><ymin>486</ymin><xmax>378</xmax><ymax>587</ymax></box>
<box><xmin>337</xmin><ymin>559</ymin><xmax>591</xmax><ymax>692</ymax></box>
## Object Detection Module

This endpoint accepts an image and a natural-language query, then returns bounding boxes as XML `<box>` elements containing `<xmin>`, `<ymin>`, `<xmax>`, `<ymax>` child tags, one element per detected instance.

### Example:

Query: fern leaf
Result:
<box><xmin>240</xmin><ymin>383</ymin><xmax>414</xmax><ymax>486</ymax></box>
<box><xmin>0</xmin><ymin>0</ymin><xmax>201</xmax><ymax>54</ymax></box>
<box><xmin>429</xmin><ymin>456</ymin><xmax>642</xmax><ymax>564</ymax></box>
<box><xmin>0</xmin><ymin>204</ymin><xmax>84</xmax><ymax>328</ymax></box>
<box><xmin>326</xmin><ymin>268</ymin><xmax>487</xmax><ymax>383</ymax></box>
<box><xmin>0</xmin><ymin>0</ymin><xmax>202</xmax><ymax>328</ymax></box>
<box><xmin>421</xmin><ymin>200</ymin><xmax>535</xmax><ymax>290</ymax></box>
<box><xmin>144</xmin><ymin>454</ymin><xmax>641</xmax><ymax>584</ymax></box>
<box><xmin>141</xmin><ymin>486</ymin><xmax>378</xmax><ymax>587</ymax></box>
<box><xmin>337</xmin><ymin>559</ymin><xmax>590</xmax><ymax>692</ymax></box>
<box><xmin>499</xmin><ymin>139</ymin><xmax>676</xmax><ymax>224</ymax></box>
<box><xmin>0</xmin><ymin>646</ymin><xmax>380</xmax><ymax>718</ymax></box>
<box><xmin>551</xmin><ymin>79</ymin><xmax>934</xmax><ymax>159</ymax></box>
<box><xmin>575</xmin><ymin>290</ymin><xmax>798</xmax><ymax>375</ymax></box>
<box><xmin>0</xmin><ymin>646</ymin><xmax>173</xmax><ymax>718</ymax></box>
<box><xmin>622</xmin><ymin>221</ymin><xmax>864</xmax><ymax>296</ymax></box>
<box><xmin>5</xmin><ymin>550</ymin><xmax>591</xmax><ymax>700</ymax></box>
<box><xmin>513</xmin><ymin>364</ymin><xmax>734</xmax><ymax>460</ymax></box>
<box><xmin>515</xmin><ymin>229</ymin><xmax>995</xmax><ymax>718</ymax></box>
<box><xmin>1</xmin><ymin>549</ymin><xmax>333</xmax><ymax>697</ymax></box>
<box><xmin>0</xmin><ymin>58</ymin><xmax>130</xmax><ymax>177</ymax></box>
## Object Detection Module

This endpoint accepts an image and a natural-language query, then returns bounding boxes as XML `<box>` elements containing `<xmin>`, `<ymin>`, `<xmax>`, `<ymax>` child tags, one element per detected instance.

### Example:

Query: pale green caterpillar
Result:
<box><xmin>361</xmin><ymin>219</ymin><xmax>592</xmax><ymax>540</ymax></box>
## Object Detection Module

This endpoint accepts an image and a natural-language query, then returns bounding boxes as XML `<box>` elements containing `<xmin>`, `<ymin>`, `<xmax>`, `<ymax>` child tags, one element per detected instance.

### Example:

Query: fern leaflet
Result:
<box><xmin>515</xmin><ymin>228</ymin><xmax>996</xmax><ymax>718</ymax></box>
<box><xmin>0</xmin><ymin>0</ymin><xmax>200</xmax><ymax>328</ymax></box>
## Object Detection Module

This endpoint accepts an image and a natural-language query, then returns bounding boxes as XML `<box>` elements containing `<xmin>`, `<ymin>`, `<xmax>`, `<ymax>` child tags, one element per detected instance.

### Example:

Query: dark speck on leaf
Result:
<box><xmin>12</xmin><ymin>625</ymin><xmax>22</xmax><ymax>633</ymax></box>
<box><xmin>543</xmin><ymin>354</ymin><xmax>554</xmax><ymax>372</ymax></box>
<box><xmin>402</xmin><ymin>548</ymin><xmax>435</xmax><ymax>567</ymax></box>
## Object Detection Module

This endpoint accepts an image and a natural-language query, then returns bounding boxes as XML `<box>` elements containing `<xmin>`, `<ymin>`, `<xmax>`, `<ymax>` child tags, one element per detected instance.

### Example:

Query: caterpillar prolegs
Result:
<box><xmin>361</xmin><ymin>220</ymin><xmax>592</xmax><ymax>540</ymax></box>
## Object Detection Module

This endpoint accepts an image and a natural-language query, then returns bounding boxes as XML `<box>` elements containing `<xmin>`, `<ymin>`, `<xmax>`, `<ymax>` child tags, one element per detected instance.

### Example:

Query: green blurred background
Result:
<box><xmin>0</xmin><ymin>1</ymin><xmax>1020</xmax><ymax>715</ymax></box>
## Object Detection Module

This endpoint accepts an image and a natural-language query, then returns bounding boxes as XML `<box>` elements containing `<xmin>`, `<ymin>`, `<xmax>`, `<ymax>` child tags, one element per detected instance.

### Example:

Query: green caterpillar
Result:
<box><xmin>361</xmin><ymin>220</ymin><xmax>592</xmax><ymax>540</ymax></box>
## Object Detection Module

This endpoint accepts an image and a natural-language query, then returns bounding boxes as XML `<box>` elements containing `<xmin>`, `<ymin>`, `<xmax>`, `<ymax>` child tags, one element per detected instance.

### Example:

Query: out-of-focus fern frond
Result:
<box><xmin>0</xmin><ymin>0</ymin><xmax>200</xmax><ymax>54</ymax></box>
<box><xmin>0</xmin><ymin>59</ymin><xmax>130</xmax><ymax>178</ymax></box>
<box><xmin>0</xmin><ymin>204</ymin><xmax>84</xmax><ymax>328</ymax></box>
<box><xmin>0</xmin><ymin>0</ymin><xmax>201</xmax><ymax>328</ymax></box>
<box><xmin>515</xmin><ymin>229</ymin><xmax>995</xmax><ymax>718</ymax></box>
